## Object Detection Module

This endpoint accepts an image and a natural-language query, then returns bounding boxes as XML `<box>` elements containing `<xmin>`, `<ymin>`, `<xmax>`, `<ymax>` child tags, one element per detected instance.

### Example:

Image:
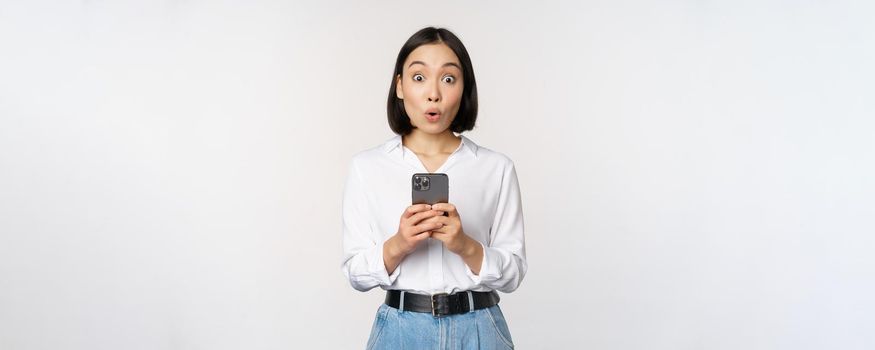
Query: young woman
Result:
<box><xmin>341</xmin><ymin>27</ymin><xmax>527</xmax><ymax>350</ymax></box>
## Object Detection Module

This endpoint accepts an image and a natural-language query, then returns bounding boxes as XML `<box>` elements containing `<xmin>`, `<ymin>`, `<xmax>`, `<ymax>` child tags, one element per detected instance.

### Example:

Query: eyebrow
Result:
<box><xmin>408</xmin><ymin>61</ymin><xmax>462</xmax><ymax>70</ymax></box>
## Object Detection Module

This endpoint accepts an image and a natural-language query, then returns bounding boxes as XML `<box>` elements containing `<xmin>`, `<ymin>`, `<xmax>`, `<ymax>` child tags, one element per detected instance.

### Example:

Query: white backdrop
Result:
<box><xmin>1</xmin><ymin>1</ymin><xmax>873</xmax><ymax>349</ymax></box>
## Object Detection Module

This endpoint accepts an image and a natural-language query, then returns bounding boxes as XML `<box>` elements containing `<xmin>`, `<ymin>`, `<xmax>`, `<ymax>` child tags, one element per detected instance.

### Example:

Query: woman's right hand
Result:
<box><xmin>392</xmin><ymin>204</ymin><xmax>446</xmax><ymax>255</ymax></box>
<box><xmin>383</xmin><ymin>204</ymin><xmax>446</xmax><ymax>274</ymax></box>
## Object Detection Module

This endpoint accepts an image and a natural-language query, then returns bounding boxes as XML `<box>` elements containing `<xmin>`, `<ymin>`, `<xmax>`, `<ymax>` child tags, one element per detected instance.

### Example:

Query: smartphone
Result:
<box><xmin>411</xmin><ymin>173</ymin><xmax>449</xmax><ymax>206</ymax></box>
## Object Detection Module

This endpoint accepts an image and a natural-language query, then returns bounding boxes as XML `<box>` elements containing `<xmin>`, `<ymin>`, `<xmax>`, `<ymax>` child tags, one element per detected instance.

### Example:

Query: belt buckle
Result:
<box><xmin>431</xmin><ymin>293</ymin><xmax>449</xmax><ymax>317</ymax></box>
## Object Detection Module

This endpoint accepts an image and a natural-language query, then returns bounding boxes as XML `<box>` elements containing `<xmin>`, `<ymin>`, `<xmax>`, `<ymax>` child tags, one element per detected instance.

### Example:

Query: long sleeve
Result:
<box><xmin>465</xmin><ymin>161</ymin><xmax>528</xmax><ymax>293</ymax></box>
<box><xmin>340</xmin><ymin>159</ymin><xmax>400</xmax><ymax>292</ymax></box>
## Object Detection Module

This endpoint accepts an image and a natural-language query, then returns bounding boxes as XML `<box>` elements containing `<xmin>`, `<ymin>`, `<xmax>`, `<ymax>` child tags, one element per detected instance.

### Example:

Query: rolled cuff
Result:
<box><xmin>465</xmin><ymin>241</ymin><xmax>500</xmax><ymax>285</ymax></box>
<box><xmin>366</xmin><ymin>237</ymin><xmax>401</xmax><ymax>286</ymax></box>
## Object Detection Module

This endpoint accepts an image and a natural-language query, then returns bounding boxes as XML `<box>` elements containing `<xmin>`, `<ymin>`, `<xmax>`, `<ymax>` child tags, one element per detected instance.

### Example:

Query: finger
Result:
<box><xmin>412</xmin><ymin>221</ymin><xmax>444</xmax><ymax>235</ymax></box>
<box><xmin>426</xmin><ymin>219</ymin><xmax>447</xmax><ymax>235</ymax></box>
<box><xmin>410</xmin><ymin>230</ymin><xmax>431</xmax><ymax>239</ymax></box>
<box><xmin>432</xmin><ymin>203</ymin><xmax>458</xmax><ymax>218</ymax></box>
<box><xmin>404</xmin><ymin>226</ymin><xmax>430</xmax><ymax>238</ymax></box>
<box><xmin>420</xmin><ymin>215</ymin><xmax>447</xmax><ymax>226</ymax></box>
<box><xmin>402</xmin><ymin>204</ymin><xmax>433</xmax><ymax>219</ymax></box>
<box><xmin>407</xmin><ymin>210</ymin><xmax>444</xmax><ymax>225</ymax></box>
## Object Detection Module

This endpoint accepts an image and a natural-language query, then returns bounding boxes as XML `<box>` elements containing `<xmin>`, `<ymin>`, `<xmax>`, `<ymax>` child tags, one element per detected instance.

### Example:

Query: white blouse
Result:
<box><xmin>340</xmin><ymin>134</ymin><xmax>527</xmax><ymax>295</ymax></box>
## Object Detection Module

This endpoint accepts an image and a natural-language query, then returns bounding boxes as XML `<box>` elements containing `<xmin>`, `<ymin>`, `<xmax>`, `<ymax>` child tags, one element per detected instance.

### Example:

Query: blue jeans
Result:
<box><xmin>366</xmin><ymin>303</ymin><xmax>515</xmax><ymax>350</ymax></box>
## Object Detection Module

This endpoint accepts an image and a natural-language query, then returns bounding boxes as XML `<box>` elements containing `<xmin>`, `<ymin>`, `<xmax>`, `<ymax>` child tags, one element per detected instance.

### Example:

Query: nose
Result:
<box><xmin>426</xmin><ymin>81</ymin><xmax>441</xmax><ymax>102</ymax></box>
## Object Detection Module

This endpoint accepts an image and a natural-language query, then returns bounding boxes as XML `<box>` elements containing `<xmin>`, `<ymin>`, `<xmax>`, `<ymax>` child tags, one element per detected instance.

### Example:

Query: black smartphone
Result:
<box><xmin>412</xmin><ymin>173</ymin><xmax>449</xmax><ymax>207</ymax></box>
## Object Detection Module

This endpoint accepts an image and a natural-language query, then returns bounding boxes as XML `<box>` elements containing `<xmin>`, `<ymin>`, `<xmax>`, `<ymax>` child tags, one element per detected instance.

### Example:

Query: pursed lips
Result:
<box><xmin>424</xmin><ymin>107</ymin><xmax>441</xmax><ymax>122</ymax></box>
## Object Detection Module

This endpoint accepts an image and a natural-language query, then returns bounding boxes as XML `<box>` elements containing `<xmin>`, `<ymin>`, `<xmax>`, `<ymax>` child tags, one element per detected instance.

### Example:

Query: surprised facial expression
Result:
<box><xmin>396</xmin><ymin>43</ymin><xmax>464</xmax><ymax>134</ymax></box>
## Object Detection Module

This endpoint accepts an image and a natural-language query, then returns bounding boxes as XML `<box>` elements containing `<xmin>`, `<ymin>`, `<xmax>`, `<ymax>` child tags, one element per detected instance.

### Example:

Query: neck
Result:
<box><xmin>402</xmin><ymin>129</ymin><xmax>461</xmax><ymax>155</ymax></box>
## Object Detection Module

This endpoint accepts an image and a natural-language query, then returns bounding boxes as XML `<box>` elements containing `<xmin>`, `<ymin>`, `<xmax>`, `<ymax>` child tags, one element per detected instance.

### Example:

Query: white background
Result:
<box><xmin>1</xmin><ymin>1</ymin><xmax>873</xmax><ymax>349</ymax></box>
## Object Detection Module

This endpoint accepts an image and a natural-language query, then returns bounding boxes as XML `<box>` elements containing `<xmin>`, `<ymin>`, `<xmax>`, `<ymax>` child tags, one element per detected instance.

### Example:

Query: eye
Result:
<box><xmin>442</xmin><ymin>75</ymin><xmax>455</xmax><ymax>84</ymax></box>
<box><xmin>413</xmin><ymin>73</ymin><xmax>424</xmax><ymax>82</ymax></box>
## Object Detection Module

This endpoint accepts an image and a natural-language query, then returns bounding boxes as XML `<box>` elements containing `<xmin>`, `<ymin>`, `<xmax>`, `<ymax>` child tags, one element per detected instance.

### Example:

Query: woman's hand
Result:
<box><xmin>423</xmin><ymin>203</ymin><xmax>484</xmax><ymax>274</ymax></box>
<box><xmin>423</xmin><ymin>203</ymin><xmax>481</xmax><ymax>259</ymax></box>
<box><xmin>383</xmin><ymin>204</ymin><xmax>444</xmax><ymax>274</ymax></box>
<box><xmin>392</xmin><ymin>204</ymin><xmax>445</xmax><ymax>254</ymax></box>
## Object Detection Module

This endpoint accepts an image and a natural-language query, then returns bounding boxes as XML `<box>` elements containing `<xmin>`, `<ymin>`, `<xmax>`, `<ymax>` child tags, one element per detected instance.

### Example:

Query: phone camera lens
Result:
<box><xmin>414</xmin><ymin>175</ymin><xmax>429</xmax><ymax>191</ymax></box>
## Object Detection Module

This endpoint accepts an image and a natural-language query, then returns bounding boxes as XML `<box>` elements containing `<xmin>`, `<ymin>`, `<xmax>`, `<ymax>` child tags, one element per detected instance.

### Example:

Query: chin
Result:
<box><xmin>412</xmin><ymin>123</ymin><xmax>447</xmax><ymax>133</ymax></box>
<box><xmin>425</xmin><ymin>125</ymin><xmax>451</xmax><ymax>134</ymax></box>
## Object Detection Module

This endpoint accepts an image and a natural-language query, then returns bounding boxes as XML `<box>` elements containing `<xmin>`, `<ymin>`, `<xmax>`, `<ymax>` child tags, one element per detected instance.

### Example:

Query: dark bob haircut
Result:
<box><xmin>387</xmin><ymin>27</ymin><xmax>478</xmax><ymax>135</ymax></box>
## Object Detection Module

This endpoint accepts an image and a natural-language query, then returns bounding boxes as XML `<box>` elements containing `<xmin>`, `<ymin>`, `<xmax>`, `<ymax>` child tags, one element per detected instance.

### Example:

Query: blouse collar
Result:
<box><xmin>382</xmin><ymin>134</ymin><xmax>479</xmax><ymax>158</ymax></box>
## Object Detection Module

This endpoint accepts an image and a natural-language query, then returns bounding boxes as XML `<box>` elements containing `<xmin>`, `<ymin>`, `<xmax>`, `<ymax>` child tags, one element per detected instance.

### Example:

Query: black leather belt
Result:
<box><xmin>385</xmin><ymin>290</ymin><xmax>500</xmax><ymax>317</ymax></box>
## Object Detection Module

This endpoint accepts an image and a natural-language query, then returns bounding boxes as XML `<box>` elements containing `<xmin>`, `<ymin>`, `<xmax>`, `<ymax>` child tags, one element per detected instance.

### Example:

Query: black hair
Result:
<box><xmin>387</xmin><ymin>27</ymin><xmax>478</xmax><ymax>135</ymax></box>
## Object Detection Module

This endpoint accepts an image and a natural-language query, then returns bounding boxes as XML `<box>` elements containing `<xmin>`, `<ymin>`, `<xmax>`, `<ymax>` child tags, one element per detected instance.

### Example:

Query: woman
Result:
<box><xmin>341</xmin><ymin>27</ymin><xmax>527</xmax><ymax>349</ymax></box>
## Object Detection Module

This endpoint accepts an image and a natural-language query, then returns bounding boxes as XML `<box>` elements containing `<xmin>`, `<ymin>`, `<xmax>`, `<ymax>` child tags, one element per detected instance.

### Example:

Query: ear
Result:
<box><xmin>395</xmin><ymin>74</ymin><xmax>404</xmax><ymax>99</ymax></box>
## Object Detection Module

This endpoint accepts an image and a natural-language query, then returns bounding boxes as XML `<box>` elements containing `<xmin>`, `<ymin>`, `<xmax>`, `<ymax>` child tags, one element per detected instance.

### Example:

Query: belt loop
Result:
<box><xmin>399</xmin><ymin>291</ymin><xmax>406</xmax><ymax>312</ymax></box>
<box><xmin>466</xmin><ymin>291</ymin><xmax>474</xmax><ymax>312</ymax></box>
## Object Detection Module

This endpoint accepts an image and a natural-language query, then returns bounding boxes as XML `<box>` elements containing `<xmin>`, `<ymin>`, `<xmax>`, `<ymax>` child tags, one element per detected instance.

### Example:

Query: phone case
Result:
<box><xmin>411</xmin><ymin>173</ymin><xmax>449</xmax><ymax>205</ymax></box>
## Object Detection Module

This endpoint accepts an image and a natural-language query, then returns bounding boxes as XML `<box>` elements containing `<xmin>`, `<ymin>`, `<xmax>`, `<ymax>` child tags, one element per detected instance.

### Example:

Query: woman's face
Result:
<box><xmin>396</xmin><ymin>43</ymin><xmax>464</xmax><ymax>135</ymax></box>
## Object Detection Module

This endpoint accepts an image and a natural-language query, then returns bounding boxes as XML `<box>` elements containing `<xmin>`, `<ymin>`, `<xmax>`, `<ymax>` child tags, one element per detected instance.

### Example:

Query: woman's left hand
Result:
<box><xmin>424</xmin><ymin>202</ymin><xmax>485</xmax><ymax>274</ymax></box>
<box><xmin>424</xmin><ymin>203</ymin><xmax>476</xmax><ymax>255</ymax></box>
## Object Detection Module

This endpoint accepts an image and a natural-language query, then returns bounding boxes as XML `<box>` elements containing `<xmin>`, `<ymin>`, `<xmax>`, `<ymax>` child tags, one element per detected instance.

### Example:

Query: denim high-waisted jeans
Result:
<box><xmin>366</xmin><ymin>303</ymin><xmax>515</xmax><ymax>350</ymax></box>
